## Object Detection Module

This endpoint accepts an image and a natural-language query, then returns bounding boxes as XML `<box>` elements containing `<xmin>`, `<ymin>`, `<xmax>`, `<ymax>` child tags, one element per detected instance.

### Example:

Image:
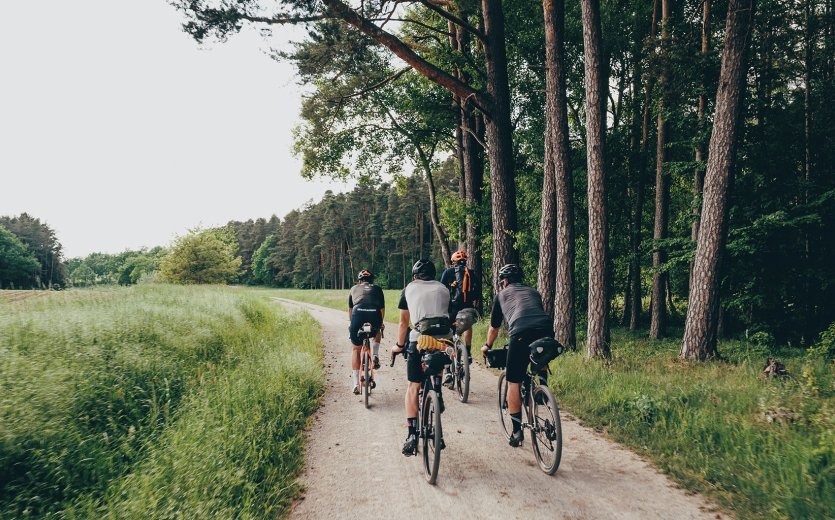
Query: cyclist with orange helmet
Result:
<box><xmin>348</xmin><ymin>269</ymin><xmax>385</xmax><ymax>394</ymax></box>
<box><xmin>440</xmin><ymin>250</ymin><xmax>480</xmax><ymax>375</ymax></box>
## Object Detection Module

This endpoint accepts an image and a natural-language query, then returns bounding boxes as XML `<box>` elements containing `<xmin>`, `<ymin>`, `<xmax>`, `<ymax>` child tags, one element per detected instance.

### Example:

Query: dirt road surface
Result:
<box><xmin>274</xmin><ymin>299</ymin><xmax>725</xmax><ymax>520</ymax></box>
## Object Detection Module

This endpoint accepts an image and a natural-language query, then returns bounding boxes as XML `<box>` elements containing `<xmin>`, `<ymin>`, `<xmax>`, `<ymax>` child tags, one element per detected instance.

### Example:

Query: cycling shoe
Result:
<box><xmin>509</xmin><ymin>430</ymin><xmax>524</xmax><ymax>447</ymax></box>
<box><xmin>402</xmin><ymin>434</ymin><xmax>418</xmax><ymax>456</ymax></box>
<box><xmin>373</xmin><ymin>355</ymin><xmax>381</xmax><ymax>370</ymax></box>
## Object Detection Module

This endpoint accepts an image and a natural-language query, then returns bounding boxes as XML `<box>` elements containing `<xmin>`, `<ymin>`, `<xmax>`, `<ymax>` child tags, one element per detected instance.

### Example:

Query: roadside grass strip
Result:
<box><xmin>0</xmin><ymin>285</ymin><xmax>324</xmax><ymax>518</ymax></box>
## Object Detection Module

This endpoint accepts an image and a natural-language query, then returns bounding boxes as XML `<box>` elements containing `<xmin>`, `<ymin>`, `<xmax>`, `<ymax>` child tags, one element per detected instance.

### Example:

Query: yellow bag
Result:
<box><xmin>416</xmin><ymin>335</ymin><xmax>453</xmax><ymax>352</ymax></box>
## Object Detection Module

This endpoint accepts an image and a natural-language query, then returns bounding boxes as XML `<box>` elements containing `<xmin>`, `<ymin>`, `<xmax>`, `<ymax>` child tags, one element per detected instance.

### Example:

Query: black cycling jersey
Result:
<box><xmin>489</xmin><ymin>283</ymin><xmax>552</xmax><ymax>337</ymax></box>
<box><xmin>349</xmin><ymin>283</ymin><xmax>385</xmax><ymax>310</ymax></box>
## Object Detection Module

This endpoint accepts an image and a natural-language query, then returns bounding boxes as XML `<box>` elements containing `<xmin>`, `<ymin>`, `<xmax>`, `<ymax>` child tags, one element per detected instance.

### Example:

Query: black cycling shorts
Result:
<box><xmin>349</xmin><ymin>308</ymin><xmax>383</xmax><ymax>346</ymax></box>
<box><xmin>506</xmin><ymin>327</ymin><xmax>554</xmax><ymax>384</ymax></box>
<box><xmin>406</xmin><ymin>342</ymin><xmax>452</xmax><ymax>383</ymax></box>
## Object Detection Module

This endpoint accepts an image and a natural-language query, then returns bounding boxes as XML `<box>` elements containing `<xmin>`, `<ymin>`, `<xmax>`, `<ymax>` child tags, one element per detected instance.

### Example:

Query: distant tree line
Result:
<box><xmin>0</xmin><ymin>214</ymin><xmax>67</xmax><ymax>289</ymax></box>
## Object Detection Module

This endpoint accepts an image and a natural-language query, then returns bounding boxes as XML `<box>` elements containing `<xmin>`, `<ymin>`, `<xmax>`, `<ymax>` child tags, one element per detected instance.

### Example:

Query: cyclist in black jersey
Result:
<box><xmin>439</xmin><ymin>250</ymin><xmax>480</xmax><ymax>380</ymax></box>
<box><xmin>481</xmin><ymin>264</ymin><xmax>554</xmax><ymax>447</ymax></box>
<box><xmin>348</xmin><ymin>269</ymin><xmax>385</xmax><ymax>394</ymax></box>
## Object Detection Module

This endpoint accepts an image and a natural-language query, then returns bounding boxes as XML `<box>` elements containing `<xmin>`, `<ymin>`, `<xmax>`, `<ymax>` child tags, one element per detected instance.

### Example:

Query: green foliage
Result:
<box><xmin>159</xmin><ymin>228</ymin><xmax>242</xmax><ymax>285</ymax></box>
<box><xmin>67</xmin><ymin>248</ymin><xmax>166</xmax><ymax>287</ymax></box>
<box><xmin>0</xmin><ymin>226</ymin><xmax>40</xmax><ymax>289</ymax></box>
<box><xmin>0</xmin><ymin>285</ymin><xmax>323</xmax><ymax>518</ymax></box>
<box><xmin>0</xmin><ymin>213</ymin><xmax>67</xmax><ymax>287</ymax></box>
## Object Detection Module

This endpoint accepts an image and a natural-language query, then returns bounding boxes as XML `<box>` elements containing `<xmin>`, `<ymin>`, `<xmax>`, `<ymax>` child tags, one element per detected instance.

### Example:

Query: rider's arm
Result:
<box><xmin>348</xmin><ymin>293</ymin><xmax>353</xmax><ymax>321</ymax></box>
<box><xmin>396</xmin><ymin>309</ymin><xmax>410</xmax><ymax>350</ymax></box>
<box><xmin>482</xmin><ymin>296</ymin><xmax>503</xmax><ymax>350</ymax></box>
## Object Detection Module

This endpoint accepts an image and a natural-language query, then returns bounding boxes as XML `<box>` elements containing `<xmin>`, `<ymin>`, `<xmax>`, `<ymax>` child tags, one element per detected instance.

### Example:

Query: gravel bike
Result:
<box><xmin>391</xmin><ymin>344</ymin><xmax>451</xmax><ymax>484</ymax></box>
<box><xmin>488</xmin><ymin>343</ymin><xmax>563</xmax><ymax>475</ymax></box>
<box><xmin>448</xmin><ymin>330</ymin><xmax>471</xmax><ymax>402</ymax></box>
<box><xmin>357</xmin><ymin>323</ymin><xmax>378</xmax><ymax>409</ymax></box>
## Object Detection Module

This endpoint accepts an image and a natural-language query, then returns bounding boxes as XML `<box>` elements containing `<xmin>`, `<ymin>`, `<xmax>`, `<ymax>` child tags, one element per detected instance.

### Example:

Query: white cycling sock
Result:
<box><xmin>351</xmin><ymin>370</ymin><xmax>359</xmax><ymax>387</ymax></box>
<box><xmin>371</xmin><ymin>341</ymin><xmax>380</xmax><ymax>357</ymax></box>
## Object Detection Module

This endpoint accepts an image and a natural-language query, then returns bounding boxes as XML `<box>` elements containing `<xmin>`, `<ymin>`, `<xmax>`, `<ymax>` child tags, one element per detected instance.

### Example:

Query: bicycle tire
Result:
<box><xmin>421</xmin><ymin>389</ymin><xmax>443</xmax><ymax>484</ymax></box>
<box><xmin>497</xmin><ymin>372</ymin><xmax>512</xmax><ymax>440</ymax></box>
<box><xmin>531</xmin><ymin>385</ymin><xmax>562</xmax><ymax>475</ymax></box>
<box><xmin>457</xmin><ymin>341</ymin><xmax>470</xmax><ymax>403</ymax></box>
<box><xmin>362</xmin><ymin>348</ymin><xmax>370</xmax><ymax>409</ymax></box>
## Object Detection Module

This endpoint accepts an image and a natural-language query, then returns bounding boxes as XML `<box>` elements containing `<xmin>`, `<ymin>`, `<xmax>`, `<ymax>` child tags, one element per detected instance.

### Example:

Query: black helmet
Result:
<box><xmin>498</xmin><ymin>263</ymin><xmax>523</xmax><ymax>283</ymax></box>
<box><xmin>357</xmin><ymin>269</ymin><xmax>374</xmax><ymax>282</ymax></box>
<box><xmin>411</xmin><ymin>259</ymin><xmax>436</xmax><ymax>280</ymax></box>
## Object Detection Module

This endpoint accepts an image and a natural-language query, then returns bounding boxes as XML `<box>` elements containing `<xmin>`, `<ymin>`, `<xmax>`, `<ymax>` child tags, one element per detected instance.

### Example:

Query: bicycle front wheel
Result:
<box><xmin>421</xmin><ymin>389</ymin><xmax>443</xmax><ymax>484</ymax></box>
<box><xmin>497</xmin><ymin>371</ymin><xmax>512</xmax><ymax>440</ymax></box>
<box><xmin>531</xmin><ymin>384</ymin><xmax>562</xmax><ymax>475</ymax></box>
<box><xmin>456</xmin><ymin>341</ymin><xmax>470</xmax><ymax>403</ymax></box>
<box><xmin>362</xmin><ymin>350</ymin><xmax>370</xmax><ymax>409</ymax></box>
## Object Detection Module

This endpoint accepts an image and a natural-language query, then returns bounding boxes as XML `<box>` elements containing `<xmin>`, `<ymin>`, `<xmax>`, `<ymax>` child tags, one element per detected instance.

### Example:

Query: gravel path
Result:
<box><xmin>274</xmin><ymin>298</ymin><xmax>725</xmax><ymax>520</ymax></box>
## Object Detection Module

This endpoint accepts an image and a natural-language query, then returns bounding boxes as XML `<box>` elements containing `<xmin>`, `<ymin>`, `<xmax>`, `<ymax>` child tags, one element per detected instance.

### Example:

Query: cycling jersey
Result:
<box><xmin>349</xmin><ymin>282</ymin><xmax>385</xmax><ymax>311</ymax></box>
<box><xmin>490</xmin><ymin>283</ymin><xmax>552</xmax><ymax>337</ymax></box>
<box><xmin>349</xmin><ymin>282</ymin><xmax>384</xmax><ymax>346</ymax></box>
<box><xmin>398</xmin><ymin>280</ymin><xmax>451</xmax><ymax>343</ymax></box>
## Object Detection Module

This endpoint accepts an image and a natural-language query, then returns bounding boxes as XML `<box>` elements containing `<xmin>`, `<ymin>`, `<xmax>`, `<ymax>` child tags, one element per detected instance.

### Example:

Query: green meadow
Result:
<box><xmin>0</xmin><ymin>285</ymin><xmax>323</xmax><ymax>518</ymax></box>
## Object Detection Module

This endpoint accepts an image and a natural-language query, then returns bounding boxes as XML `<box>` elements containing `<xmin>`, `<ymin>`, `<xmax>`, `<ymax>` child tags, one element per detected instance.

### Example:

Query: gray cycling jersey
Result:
<box><xmin>398</xmin><ymin>280</ymin><xmax>451</xmax><ymax>342</ymax></box>
<box><xmin>491</xmin><ymin>283</ymin><xmax>552</xmax><ymax>337</ymax></box>
<box><xmin>349</xmin><ymin>283</ymin><xmax>385</xmax><ymax>311</ymax></box>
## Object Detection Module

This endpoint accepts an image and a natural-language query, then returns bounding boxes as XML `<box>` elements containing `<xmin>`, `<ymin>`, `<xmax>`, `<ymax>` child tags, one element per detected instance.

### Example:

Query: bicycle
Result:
<box><xmin>357</xmin><ymin>323</ymin><xmax>379</xmax><ymax>409</ymax></box>
<box><xmin>487</xmin><ymin>340</ymin><xmax>563</xmax><ymax>475</ymax></box>
<box><xmin>448</xmin><ymin>308</ymin><xmax>478</xmax><ymax>403</ymax></box>
<box><xmin>391</xmin><ymin>343</ymin><xmax>452</xmax><ymax>485</ymax></box>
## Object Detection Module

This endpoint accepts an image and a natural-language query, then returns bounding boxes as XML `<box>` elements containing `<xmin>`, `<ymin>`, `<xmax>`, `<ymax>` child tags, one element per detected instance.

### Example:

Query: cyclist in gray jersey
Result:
<box><xmin>392</xmin><ymin>259</ymin><xmax>452</xmax><ymax>456</ymax></box>
<box><xmin>481</xmin><ymin>264</ymin><xmax>554</xmax><ymax>448</ymax></box>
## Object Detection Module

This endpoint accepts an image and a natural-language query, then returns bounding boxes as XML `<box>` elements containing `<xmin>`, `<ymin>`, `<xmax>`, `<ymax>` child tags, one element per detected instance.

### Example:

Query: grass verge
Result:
<box><xmin>0</xmin><ymin>285</ymin><xmax>324</xmax><ymax>518</ymax></box>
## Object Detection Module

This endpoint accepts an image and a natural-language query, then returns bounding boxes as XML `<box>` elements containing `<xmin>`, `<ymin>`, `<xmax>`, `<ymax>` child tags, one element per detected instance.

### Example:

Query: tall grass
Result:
<box><xmin>0</xmin><ymin>285</ymin><xmax>323</xmax><ymax>518</ymax></box>
<box><xmin>265</xmin><ymin>288</ymin><xmax>401</xmax><ymax>322</ymax></box>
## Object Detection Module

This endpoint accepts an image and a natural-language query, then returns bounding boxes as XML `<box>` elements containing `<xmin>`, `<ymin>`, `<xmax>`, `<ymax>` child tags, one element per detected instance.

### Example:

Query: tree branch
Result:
<box><xmin>417</xmin><ymin>0</ymin><xmax>487</xmax><ymax>43</ymax></box>
<box><xmin>327</xmin><ymin>67</ymin><xmax>412</xmax><ymax>102</ymax></box>
<box><xmin>322</xmin><ymin>0</ymin><xmax>491</xmax><ymax>115</ymax></box>
<box><xmin>238</xmin><ymin>13</ymin><xmax>326</xmax><ymax>24</ymax></box>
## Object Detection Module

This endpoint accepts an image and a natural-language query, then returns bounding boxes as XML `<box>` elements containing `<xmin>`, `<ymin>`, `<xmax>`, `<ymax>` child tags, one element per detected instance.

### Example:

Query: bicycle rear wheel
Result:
<box><xmin>362</xmin><ymin>348</ymin><xmax>370</xmax><ymax>409</ymax></box>
<box><xmin>531</xmin><ymin>385</ymin><xmax>562</xmax><ymax>475</ymax></box>
<box><xmin>456</xmin><ymin>341</ymin><xmax>470</xmax><ymax>403</ymax></box>
<box><xmin>421</xmin><ymin>389</ymin><xmax>443</xmax><ymax>484</ymax></box>
<box><xmin>497</xmin><ymin>372</ymin><xmax>512</xmax><ymax>440</ymax></box>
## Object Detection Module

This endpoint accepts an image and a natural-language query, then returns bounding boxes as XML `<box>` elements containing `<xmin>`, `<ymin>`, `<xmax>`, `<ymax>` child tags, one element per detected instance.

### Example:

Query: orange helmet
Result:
<box><xmin>451</xmin><ymin>250</ymin><xmax>468</xmax><ymax>264</ymax></box>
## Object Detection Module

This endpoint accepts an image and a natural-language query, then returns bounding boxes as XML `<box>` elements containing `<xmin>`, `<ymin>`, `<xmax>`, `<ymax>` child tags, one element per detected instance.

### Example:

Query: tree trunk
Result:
<box><xmin>450</xmin><ymin>19</ymin><xmax>468</xmax><ymax>253</ymax></box>
<box><xmin>541</xmin><ymin>0</ymin><xmax>576</xmax><ymax>348</ymax></box>
<box><xmin>681</xmin><ymin>0</ymin><xmax>754</xmax><ymax>360</ymax></box>
<box><xmin>691</xmin><ymin>0</ymin><xmax>711</xmax><ymax>247</ymax></box>
<box><xmin>650</xmin><ymin>0</ymin><xmax>671</xmax><ymax>340</ymax></box>
<box><xmin>482</xmin><ymin>0</ymin><xmax>520</xmax><ymax>291</ymax></box>
<box><xmin>466</xmin><ymin>113</ymin><xmax>486</xmax><ymax>310</ymax></box>
<box><xmin>417</xmin><ymin>149</ymin><xmax>452</xmax><ymax>264</ymax></box>
<box><xmin>627</xmin><ymin>0</ymin><xmax>659</xmax><ymax>331</ymax></box>
<box><xmin>581</xmin><ymin>0</ymin><xmax>610</xmax><ymax>358</ymax></box>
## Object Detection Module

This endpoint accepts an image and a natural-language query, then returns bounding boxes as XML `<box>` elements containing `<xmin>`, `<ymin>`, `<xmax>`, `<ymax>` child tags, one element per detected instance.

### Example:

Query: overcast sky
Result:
<box><xmin>0</xmin><ymin>0</ymin><xmax>351</xmax><ymax>258</ymax></box>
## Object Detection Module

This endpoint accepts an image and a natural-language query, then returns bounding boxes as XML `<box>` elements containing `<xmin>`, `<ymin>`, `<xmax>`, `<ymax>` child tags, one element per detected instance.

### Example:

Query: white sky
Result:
<box><xmin>0</xmin><ymin>0</ymin><xmax>352</xmax><ymax>258</ymax></box>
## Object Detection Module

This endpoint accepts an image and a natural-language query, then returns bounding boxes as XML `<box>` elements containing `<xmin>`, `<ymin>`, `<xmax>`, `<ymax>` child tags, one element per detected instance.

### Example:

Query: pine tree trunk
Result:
<box><xmin>482</xmin><ymin>0</ymin><xmax>520</xmax><ymax>290</ymax></box>
<box><xmin>541</xmin><ymin>0</ymin><xmax>576</xmax><ymax>348</ymax></box>
<box><xmin>681</xmin><ymin>0</ymin><xmax>754</xmax><ymax>360</ymax></box>
<box><xmin>466</xmin><ymin>113</ymin><xmax>485</xmax><ymax>310</ymax></box>
<box><xmin>581</xmin><ymin>0</ymin><xmax>610</xmax><ymax>358</ymax></box>
<box><xmin>691</xmin><ymin>0</ymin><xmax>711</xmax><ymax>248</ymax></box>
<box><xmin>650</xmin><ymin>0</ymin><xmax>671</xmax><ymax>339</ymax></box>
<box><xmin>627</xmin><ymin>0</ymin><xmax>659</xmax><ymax>331</ymax></box>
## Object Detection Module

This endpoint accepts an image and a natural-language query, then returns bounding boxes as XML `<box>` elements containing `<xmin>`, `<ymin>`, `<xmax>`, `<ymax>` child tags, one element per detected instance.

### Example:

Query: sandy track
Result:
<box><xmin>274</xmin><ymin>299</ymin><xmax>725</xmax><ymax>520</ymax></box>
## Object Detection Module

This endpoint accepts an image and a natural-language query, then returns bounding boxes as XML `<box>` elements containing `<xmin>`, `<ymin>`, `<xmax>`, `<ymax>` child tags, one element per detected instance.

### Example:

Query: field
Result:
<box><xmin>272</xmin><ymin>289</ymin><xmax>834</xmax><ymax>520</ymax></box>
<box><xmin>0</xmin><ymin>285</ymin><xmax>323</xmax><ymax>518</ymax></box>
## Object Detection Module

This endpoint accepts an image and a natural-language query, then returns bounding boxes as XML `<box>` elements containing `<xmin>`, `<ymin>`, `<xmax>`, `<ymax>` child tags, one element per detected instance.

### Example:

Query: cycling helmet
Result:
<box><xmin>357</xmin><ymin>269</ymin><xmax>374</xmax><ymax>282</ymax></box>
<box><xmin>451</xmin><ymin>250</ymin><xmax>468</xmax><ymax>265</ymax></box>
<box><xmin>411</xmin><ymin>259</ymin><xmax>436</xmax><ymax>280</ymax></box>
<box><xmin>498</xmin><ymin>263</ymin><xmax>523</xmax><ymax>283</ymax></box>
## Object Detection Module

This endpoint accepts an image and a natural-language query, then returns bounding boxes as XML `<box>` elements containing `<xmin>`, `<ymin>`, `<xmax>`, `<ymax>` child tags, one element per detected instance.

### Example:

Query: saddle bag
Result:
<box><xmin>529</xmin><ymin>337</ymin><xmax>564</xmax><ymax>372</ymax></box>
